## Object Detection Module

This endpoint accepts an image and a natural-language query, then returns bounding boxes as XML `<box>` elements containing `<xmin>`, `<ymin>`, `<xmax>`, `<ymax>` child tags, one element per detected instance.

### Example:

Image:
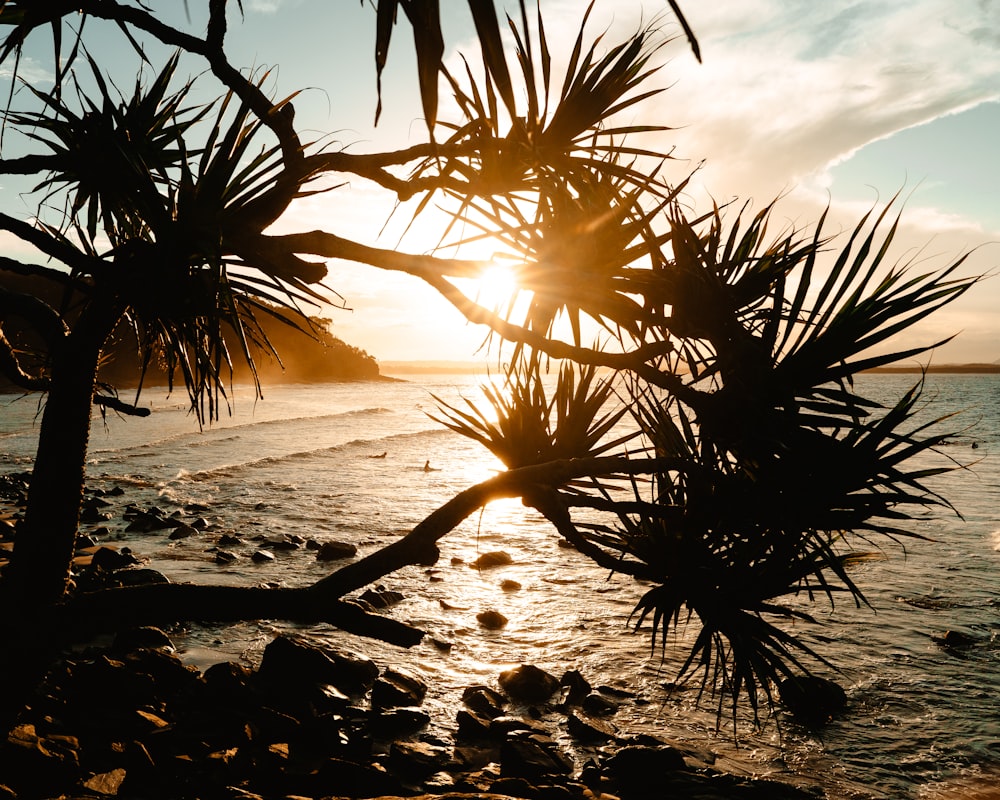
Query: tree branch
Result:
<box><xmin>0</xmin><ymin>286</ymin><xmax>69</xmax><ymax>347</ymax></box>
<box><xmin>0</xmin><ymin>328</ymin><xmax>48</xmax><ymax>391</ymax></box>
<box><xmin>56</xmin><ymin>583</ymin><xmax>424</xmax><ymax>647</ymax></box>
<box><xmin>311</xmin><ymin>455</ymin><xmax>695</xmax><ymax>598</ymax></box>
<box><xmin>93</xmin><ymin>394</ymin><xmax>151</xmax><ymax>417</ymax></box>
<box><xmin>0</xmin><ymin>214</ymin><xmax>103</xmax><ymax>276</ymax></box>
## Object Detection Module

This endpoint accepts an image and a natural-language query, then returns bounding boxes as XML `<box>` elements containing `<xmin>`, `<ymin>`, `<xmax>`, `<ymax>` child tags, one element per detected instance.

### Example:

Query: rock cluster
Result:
<box><xmin>0</xmin><ymin>629</ymin><xmax>824</xmax><ymax>800</ymax></box>
<box><xmin>1</xmin><ymin>472</ymin><xmax>832</xmax><ymax>799</ymax></box>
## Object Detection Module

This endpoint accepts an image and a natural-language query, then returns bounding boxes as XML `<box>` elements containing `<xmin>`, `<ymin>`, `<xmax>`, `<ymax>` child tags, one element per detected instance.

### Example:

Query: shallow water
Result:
<box><xmin>2</xmin><ymin>372</ymin><xmax>998</xmax><ymax>798</ymax></box>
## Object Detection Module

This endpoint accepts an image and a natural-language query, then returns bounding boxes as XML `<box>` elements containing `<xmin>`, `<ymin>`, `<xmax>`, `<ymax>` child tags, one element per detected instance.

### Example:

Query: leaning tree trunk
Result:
<box><xmin>7</xmin><ymin>296</ymin><xmax>123</xmax><ymax>607</ymax></box>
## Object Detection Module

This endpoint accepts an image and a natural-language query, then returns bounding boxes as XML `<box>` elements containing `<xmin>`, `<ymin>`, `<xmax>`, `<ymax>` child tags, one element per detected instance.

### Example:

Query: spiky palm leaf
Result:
<box><xmin>8</xmin><ymin>52</ymin><xmax>205</xmax><ymax>243</ymax></box>
<box><xmin>559</xmin><ymin>199</ymin><xmax>978</xmax><ymax>725</ymax></box>
<box><xmin>12</xmin><ymin>51</ymin><xmax>331</xmax><ymax>423</ymax></box>
<box><xmin>429</xmin><ymin>354</ymin><xmax>633</xmax><ymax>473</ymax></box>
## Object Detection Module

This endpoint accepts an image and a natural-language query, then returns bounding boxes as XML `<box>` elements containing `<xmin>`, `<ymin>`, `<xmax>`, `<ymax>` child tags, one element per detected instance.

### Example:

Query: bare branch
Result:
<box><xmin>311</xmin><ymin>455</ymin><xmax>694</xmax><ymax>598</ymax></box>
<box><xmin>0</xmin><ymin>327</ymin><xmax>48</xmax><ymax>391</ymax></box>
<box><xmin>55</xmin><ymin>584</ymin><xmax>424</xmax><ymax>647</ymax></box>
<box><xmin>92</xmin><ymin>394</ymin><xmax>151</xmax><ymax>417</ymax></box>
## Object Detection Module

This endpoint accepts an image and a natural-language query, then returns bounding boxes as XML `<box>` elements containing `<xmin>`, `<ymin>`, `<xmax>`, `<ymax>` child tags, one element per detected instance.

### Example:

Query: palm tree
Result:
<box><xmin>0</xmin><ymin>0</ymin><xmax>983</xmax><ymax>735</ymax></box>
<box><xmin>1</xmin><ymin>53</ymin><xmax>330</xmax><ymax>605</ymax></box>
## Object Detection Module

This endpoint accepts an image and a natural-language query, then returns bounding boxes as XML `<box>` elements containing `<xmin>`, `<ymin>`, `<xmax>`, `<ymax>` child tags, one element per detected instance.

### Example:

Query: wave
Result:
<box><xmin>87</xmin><ymin>407</ymin><xmax>398</xmax><ymax>458</ymax></box>
<box><xmin>153</xmin><ymin>428</ymin><xmax>455</xmax><ymax>485</ymax></box>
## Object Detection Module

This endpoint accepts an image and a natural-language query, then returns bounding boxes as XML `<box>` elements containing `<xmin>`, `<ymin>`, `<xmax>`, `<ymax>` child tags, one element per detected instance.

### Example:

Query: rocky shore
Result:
<box><xmin>1</xmin><ymin>472</ymin><xmax>831</xmax><ymax>799</ymax></box>
<box><xmin>1</xmin><ymin>625</ymin><xmax>830</xmax><ymax>800</ymax></box>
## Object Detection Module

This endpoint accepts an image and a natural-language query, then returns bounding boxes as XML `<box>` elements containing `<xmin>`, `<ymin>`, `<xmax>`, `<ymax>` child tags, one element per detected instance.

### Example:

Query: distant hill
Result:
<box><xmin>0</xmin><ymin>271</ymin><xmax>388</xmax><ymax>392</ymax></box>
<box><xmin>380</xmin><ymin>360</ymin><xmax>491</xmax><ymax>375</ymax></box>
<box><xmin>864</xmin><ymin>363</ymin><xmax>1000</xmax><ymax>374</ymax></box>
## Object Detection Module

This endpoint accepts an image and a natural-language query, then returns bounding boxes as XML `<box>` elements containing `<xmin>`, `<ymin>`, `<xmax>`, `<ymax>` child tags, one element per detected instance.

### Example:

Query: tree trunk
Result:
<box><xmin>7</xmin><ymin>296</ymin><xmax>122</xmax><ymax>606</ymax></box>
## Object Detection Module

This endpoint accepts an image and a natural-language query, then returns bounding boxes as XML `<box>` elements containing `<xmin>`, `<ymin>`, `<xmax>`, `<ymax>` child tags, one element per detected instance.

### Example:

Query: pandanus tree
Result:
<box><xmin>0</xmin><ymin>0</ymin><xmax>982</xmax><ymax>733</ymax></box>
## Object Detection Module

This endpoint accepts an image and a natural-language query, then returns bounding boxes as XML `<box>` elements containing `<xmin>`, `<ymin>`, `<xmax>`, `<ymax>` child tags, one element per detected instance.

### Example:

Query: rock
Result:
<box><xmin>778</xmin><ymin>675</ymin><xmax>848</xmax><ymax>726</ymax></box>
<box><xmin>202</xmin><ymin>661</ymin><xmax>259</xmax><ymax>706</ymax></box>
<box><xmin>112</xmin><ymin>626</ymin><xmax>175</xmax><ymax>653</ymax></box>
<box><xmin>581</xmin><ymin>692</ymin><xmax>619</xmax><ymax>717</ymax></box>
<box><xmin>388</xmin><ymin>739</ymin><xmax>452</xmax><ymax>779</ymax></box>
<box><xmin>604</xmin><ymin>744</ymin><xmax>686</xmax><ymax>789</ymax></box>
<box><xmin>80</xmin><ymin>505</ymin><xmax>112</xmax><ymax>523</ymax></box>
<box><xmin>500</xmin><ymin>731</ymin><xmax>574</xmax><ymax>779</ymax></box>
<box><xmin>470</xmin><ymin>550</ymin><xmax>513</xmax><ymax>569</ymax></box>
<box><xmin>936</xmin><ymin>629</ymin><xmax>978</xmax><ymax>649</ymax></box>
<box><xmin>124</xmin><ymin>511</ymin><xmax>173</xmax><ymax>533</ymax></box>
<box><xmin>456</xmin><ymin>708</ymin><xmax>495</xmax><ymax>740</ymax></box>
<box><xmin>462</xmin><ymin>685</ymin><xmax>507</xmax><ymax>718</ymax></box>
<box><xmin>262</xmin><ymin>536</ymin><xmax>300</xmax><ymax>550</ymax></box>
<box><xmin>566</xmin><ymin>710</ymin><xmax>617</xmax><ymax>743</ymax></box>
<box><xmin>110</xmin><ymin>568</ymin><xmax>170</xmax><ymax>587</ymax></box>
<box><xmin>256</xmin><ymin>635</ymin><xmax>379</xmax><ymax>698</ymax></box>
<box><xmin>360</xmin><ymin>586</ymin><xmax>405</xmax><ymax>608</ymax></box>
<box><xmin>560</xmin><ymin>669</ymin><xmax>591</xmax><ymax>706</ymax></box>
<box><xmin>168</xmin><ymin>523</ymin><xmax>197</xmax><ymax>539</ymax></box>
<box><xmin>489</xmin><ymin>716</ymin><xmax>551</xmax><ymax>737</ymax></box>
<box><xmin>215</xmin><ymin>549</ymin><xmax>239</xmax><ymax>564</ymax></box>
<box><xmin>316</xmin><ymin>540</ymin><xmax>358</xmax><ymax>561</ymax></box>
<box><xmin>90</xmin><ymin>546</ymin><xmax>140</xmax><ymax>571</ymax></box>
<box><xmin>500</xmin><ymin>578</ymin><xmax>522</xmax><ymax>592</ymax></box>
<box><xmin>499</xmin><ymin>664</ymin><xmax>560</xmax><ymax>705</ymax></box>
<box><xmin>477</xmin><ymin>609</ymin><xmax>508</xmax><ymax>629</ymax></box>
<box><xmin>299</xmin><ymin>757</ymin><xmax>405</xmax><ymax>799</ymax></box>
<box><xmin>367</xmin><ymin>707</ymin><xmax>430</xmax><ymax>739</ymax></box>
<box><xmin>251</xmin><ymin>549</ymin><xmax>275</xmax><ymax>563</ymax></box>
<box><xmin>371</xmin><ymin>667</ymin><xmax>428</xmax><ymax>710</ymax></box>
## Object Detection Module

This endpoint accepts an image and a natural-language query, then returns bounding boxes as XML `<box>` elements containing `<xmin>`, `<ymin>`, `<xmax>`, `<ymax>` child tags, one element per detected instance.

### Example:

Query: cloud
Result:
<box><xmin>630</xmin><ymin>0</ymin><xmax>1000</xmax><ymax>202</ymax></box>
<box><xmin>0</xmin><ymin>55</ymin><xmax>52</xmax><ymax>86</ymax></box>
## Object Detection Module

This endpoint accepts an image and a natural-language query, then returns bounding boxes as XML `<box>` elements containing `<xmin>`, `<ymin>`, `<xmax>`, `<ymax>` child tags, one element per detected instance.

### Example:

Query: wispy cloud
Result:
<box><xmin>620</xmin><ymin>0</ymin><xmax>1000</xmax><ymax>203</ymax></box>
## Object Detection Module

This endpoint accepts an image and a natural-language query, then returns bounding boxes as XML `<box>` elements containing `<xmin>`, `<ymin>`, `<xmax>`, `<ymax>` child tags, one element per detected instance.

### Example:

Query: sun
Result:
<box><xmin>472</xmin><ymin>261</ymin><xmax>523</xmax><ymax>312</ymax></box>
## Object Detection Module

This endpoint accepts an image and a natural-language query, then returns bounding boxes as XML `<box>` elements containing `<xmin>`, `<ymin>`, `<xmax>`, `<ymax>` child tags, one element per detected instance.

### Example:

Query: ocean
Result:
<box><xmin>1</xmin><ymin>372</ymin><xmax>998</xmax><ymax>799</ymax></box>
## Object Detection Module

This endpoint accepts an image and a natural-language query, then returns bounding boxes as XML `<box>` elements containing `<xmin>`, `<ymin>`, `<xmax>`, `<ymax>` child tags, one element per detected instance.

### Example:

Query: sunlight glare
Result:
<box><xmin>474</xmin><ymin>261</ymin><xmax>522</xmax><ymax>312</ymax></box>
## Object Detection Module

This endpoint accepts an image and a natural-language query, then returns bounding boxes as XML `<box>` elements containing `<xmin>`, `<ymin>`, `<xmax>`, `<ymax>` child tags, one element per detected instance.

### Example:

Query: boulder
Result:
<box><xmin>455</xmin><ymin>709</ymin><xmax>494</xmax><ymax>740</ymax></box>
<box><xmin>499</xmin><ymin>731</ymin><xmax>574</xmax><ymax>779</ymax></box>
<box><xmin>566</xmin><ymin>710</ymin><xmax>617</xmax><ymax>743</ymax></box>
<box><xmin>168</xmin><ymin>523</ymin><xmax>197</xmax><ymax>540</ymax></box>
<box><xmin>477</xmin><ymin>609</ymin><xmax>508</xmax><ymax>630</ymax></box>
<box><xmin>559</xmin><ymin>669</ymin><xmax>591</xmax><ymax>706</ymax></box>
<box><xmin>360</xmin><ymin>586</ymin><xmax>405</xmax><ymax>608</ymax></box>
<box><xmin>581</xmin><ymin>692</ymin><xmax>619</xmax><ymax>717</ymax></box>
<box><xmin>388</xmin><ymin>740</ymin><xmax>452</xmax><ymax>779</ymax></box>
<box><xmin>499</xmin><ymin>664</ymin><xmax>560</xmax><ymax>705</ymax></box>
<box><xmin>110</xmin><ymin>567</ymin><xmax>170</xmax><ymax>587</ymax></box>
<box><xmin>316</xmin><ymin>540</ymin><xmax>358</xmax><ymax>561</ymax></box>
<box><xmin>470</xmin><ymin>550</ymin><xmax>513</xmax><ymax>569</ymax></box>
<box><xmin>256</xmin><ymin>635</ymin><xmax>379</xmax><ymax>698</ymax></box>
<box><xmin>462</xmin><ymin>685</ymin><xmax>507</xmax><ymax>718</ymax></box>
<box><xmin>778</xmin><ymin>675</ymin><xmax>848</xmax><ymax>726</ymax></box>
<box><xmin>90</xmin><ymin>546</ymin><xmax>140</xmax><ymax>571</ymax></box>
<box><xmin>603</xmin><ymin>744</ymin><xmax>686</xmax><ymax>788</ymax></box>
<box><xmin>367</xmin><ymin>707</ymin><xmax>430</xmax><ymax>739</ymax></box>
<box><xmin>371</xmin><ymin>667</ymin><xmax>428</xmax><ymax>710</ymax></box>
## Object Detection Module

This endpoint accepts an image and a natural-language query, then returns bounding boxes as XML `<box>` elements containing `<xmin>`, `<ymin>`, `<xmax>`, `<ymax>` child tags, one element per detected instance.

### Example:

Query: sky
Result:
<box><xmin>1</xmin><ymin>1</ymin><xmax>998</xmax><ymax>365</ymax></box>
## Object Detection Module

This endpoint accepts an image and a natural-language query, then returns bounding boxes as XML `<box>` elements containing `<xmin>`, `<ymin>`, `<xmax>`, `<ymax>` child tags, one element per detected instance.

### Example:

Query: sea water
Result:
<box><xmin>1</xmin><ymin>372</ymin><xmax>998</xmax><ymax>799</ymax></box>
